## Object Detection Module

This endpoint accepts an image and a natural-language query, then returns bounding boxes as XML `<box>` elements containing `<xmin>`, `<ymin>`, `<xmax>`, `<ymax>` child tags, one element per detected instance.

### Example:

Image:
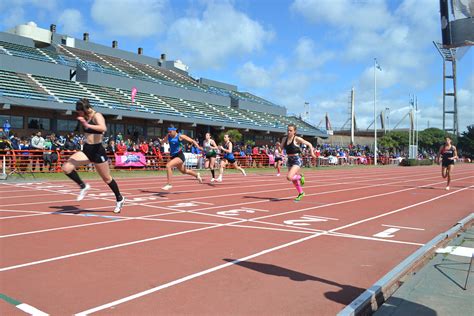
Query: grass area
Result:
<box><xmin>0</xmin><ymin>163</ymin><xmax>400</xmax><ymax>182</ymax></box>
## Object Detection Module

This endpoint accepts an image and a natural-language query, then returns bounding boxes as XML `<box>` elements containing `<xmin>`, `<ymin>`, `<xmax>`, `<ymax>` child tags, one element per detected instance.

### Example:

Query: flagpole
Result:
<box><xmin>374</xmin><ymin>58</ymin><xmax>377</xmax><ymax>166</ymax></box>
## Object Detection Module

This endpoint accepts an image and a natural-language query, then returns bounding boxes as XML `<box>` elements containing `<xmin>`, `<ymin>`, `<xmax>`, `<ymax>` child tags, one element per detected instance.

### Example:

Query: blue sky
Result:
<box><xmin>1</xmin><ymin>0</ymin><xmax>472</xmax><ymax>132</ymax></box>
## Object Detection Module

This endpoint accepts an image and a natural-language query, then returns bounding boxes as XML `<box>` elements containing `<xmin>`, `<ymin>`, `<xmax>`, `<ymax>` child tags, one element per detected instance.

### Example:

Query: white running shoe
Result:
<box><xmin>162</xmin><ymin>184</ymin><xmax>173</xmax><ymax>191</ymax></box>
<box><xmin>216</xmin><ymin>176</ymin><xmax>222</xmax><ymax>182</ymax></box>
<box><xmin>277</xmin><ymin>173</ymin><xmax>281</xmax><ymax>177</ymax></box>
<box><xmin>210</xmin><ymin>178</ymin><xmax>215</xmax><ymax>182</ymax></box>
<box><xmin>446</xmin><ymin>186</ymin><xmax>450</xmax><ymax>191</ymax></box>
<box><xmin>77</xmin><ymin>183</ymin><xmax>91</xmax><ymax>201</ymax></box>
<box><xmin>114</xmin><ymin>197</ymin><xmax>125</xmax><ymax>214</ymax></box>
<box><xmin>197</xmin><ymin>172</ymin><xmax>203</xmax><ymax>183</ymax></box>
<box><xmin>241</xmin><ymin>169</ymin><xmax>247</xmax><ymax>176</ymax></box>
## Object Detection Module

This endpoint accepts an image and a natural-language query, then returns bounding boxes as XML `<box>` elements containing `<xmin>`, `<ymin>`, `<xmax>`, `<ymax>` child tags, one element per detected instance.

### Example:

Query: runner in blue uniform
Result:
<box><xmin>437</xmin><ymin>136</ymin><xmax>458</xmax><ymax>190</ymax></box>
<box><xmin>217</xmin><ymin>134</ymin><xmax>246</xmax><ymax>182</ymax></box>
<box><xmin>159</xmin><ymin>127</ymin><xmax>203</xmax><ymax>190</ymax></box>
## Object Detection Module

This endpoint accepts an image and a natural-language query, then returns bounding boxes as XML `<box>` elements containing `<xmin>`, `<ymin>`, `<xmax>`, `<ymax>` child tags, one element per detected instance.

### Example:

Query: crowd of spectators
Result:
<box><xmin>0</xmin><ymin>127</ymin><xmax>444</xmax><ymax>173</ymax></box>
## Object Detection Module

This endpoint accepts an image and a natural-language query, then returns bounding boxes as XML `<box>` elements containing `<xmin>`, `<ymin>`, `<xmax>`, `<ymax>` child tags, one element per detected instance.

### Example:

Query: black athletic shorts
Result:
<box><xmin>171</xmin><ymin>151</ymin><xmax>186</xmax><ymax>163</ymax></box>
<box><xmin>83</xmin><ymin>143</ymin><xmax>108</xmax><ymax>163</ymax></box>
<box><xmin>442</xmin><ymin>159</ymin><xmax>454</xmax><ymax>168</ymax></box>
<box><xmin>274</xmin><ymin>157</ymin><xmax>282</xmax><ymax>162</ymax></box>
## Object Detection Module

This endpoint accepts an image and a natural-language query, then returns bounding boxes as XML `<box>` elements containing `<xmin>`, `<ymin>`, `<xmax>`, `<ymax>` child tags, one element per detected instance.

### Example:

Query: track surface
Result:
<box><xmin>1</xmin><ymin>164</ymin><xmax>473</xmax><ymax>315</ymax></box>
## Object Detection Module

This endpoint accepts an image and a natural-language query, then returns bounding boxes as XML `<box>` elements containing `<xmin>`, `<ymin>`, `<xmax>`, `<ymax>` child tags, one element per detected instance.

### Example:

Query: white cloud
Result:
<box><xmin>291</xmin><ymin>0</ymin><xmax>393</xmax><ymax>31</ymax></box>
<box><xmin>0</xmin><ymin>0</ymin><xmax>58</xmax><ymax>28</ymax></box>
<box><xmin>294</xmin><ymin>37</ymin><xmax>334</xmax><ymax>69</ymax></box>
<box><xmin>91</xmin><ymin>0</ymin><xmax>169</xmax><ymax>37</ymax></box>
<box><xmin>237</xmin><ymin>62</ymin><xmax>272</xmax><ymax>89</ymax></box>
<box><xmin>163</xmin><ymin>1</ymin><xmax>274</xmax><ymax>69</ymax></box>
<box><xmin>57</xmin><ymin>9</ymin><xmax>83</xmax><ymax>36</ymax></box>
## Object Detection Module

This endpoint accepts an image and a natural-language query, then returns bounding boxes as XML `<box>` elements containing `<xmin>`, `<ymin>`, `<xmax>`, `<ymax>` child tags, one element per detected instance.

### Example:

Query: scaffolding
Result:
<box><xmin>433</xmin><ymin>42</ymin><xmax>459</xmax><ymax>136</ymax></box>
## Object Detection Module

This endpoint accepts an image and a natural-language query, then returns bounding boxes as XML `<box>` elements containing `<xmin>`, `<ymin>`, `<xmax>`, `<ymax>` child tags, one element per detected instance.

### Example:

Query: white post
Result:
<box><xmin>415</xmin><ymin>96</ymin><xmax>419</xmax><ymax>158</ymax></box>
<box><xmin>351</xmin><ymin>87</ymin><xmax>355</xmax><ymax>145</ymax></box>
<box><xmin>374</xmin><ymin>58</ymin><xmax>378</xmax><ymax>166</ymax></box>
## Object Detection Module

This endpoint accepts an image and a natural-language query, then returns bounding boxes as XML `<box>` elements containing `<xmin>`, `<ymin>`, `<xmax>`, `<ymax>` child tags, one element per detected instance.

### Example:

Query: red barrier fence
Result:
<box><xmin>0</xmin><ymin>149</ymin><xmax>405</xmax><ymax>174</ymax></box>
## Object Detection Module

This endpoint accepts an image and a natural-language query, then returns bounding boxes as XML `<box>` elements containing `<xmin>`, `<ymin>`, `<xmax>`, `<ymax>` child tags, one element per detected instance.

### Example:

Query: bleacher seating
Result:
<box><xmin>0</xmin><ymin>70</ymin><xmax>51</xmax><ymax>101</ymax></box>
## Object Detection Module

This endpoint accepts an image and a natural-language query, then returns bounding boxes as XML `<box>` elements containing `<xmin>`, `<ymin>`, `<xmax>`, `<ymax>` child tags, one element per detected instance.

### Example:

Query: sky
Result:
<box><xmin>1</xmin><ymin>0</ymin><xmax>473</xmax><ymax>132</ymax></box>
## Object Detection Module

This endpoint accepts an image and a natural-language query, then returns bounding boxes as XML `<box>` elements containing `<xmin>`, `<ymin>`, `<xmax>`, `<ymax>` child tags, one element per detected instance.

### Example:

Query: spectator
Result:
<box><xmin>30</xmin><ymin>131</ymin><xmax>45</xmax><ymax>172</ymax></box>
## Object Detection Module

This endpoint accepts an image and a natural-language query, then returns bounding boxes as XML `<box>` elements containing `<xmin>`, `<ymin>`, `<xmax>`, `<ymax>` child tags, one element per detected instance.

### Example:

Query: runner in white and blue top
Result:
<box><xmin>216</xmin><ymin>133</ymin><xmax>246</xmax><ymax>182</ymax></box>
<box><xmin>158</xmin><ymin>126</ymin><xmax>203</xmax><ymax>191</ymax></box>
<box><xmin>203</xmin><ymin>132</ymin><xmax>219</xmax><ymax>182</ymax></box>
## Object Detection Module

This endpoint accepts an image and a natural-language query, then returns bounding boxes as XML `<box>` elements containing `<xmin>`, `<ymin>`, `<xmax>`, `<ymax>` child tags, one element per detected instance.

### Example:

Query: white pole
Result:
<box><xmin>374</xmin><ymin>58</ymin><xmax>378</xmax><ymax>166</ymax></box>
<box><xmin>2</xmin><ymin>155</ymin><xmax>5</xmax><ymax>175</ymax></box>
<box><xmin>351</xmin><ymin>87</ymin><xmax>355</xmax><ymax>145</ymax></box>
<box><xmin>415</xmin><ymin>96</ymin><xmax>419</xmax><ymax>158</ymax></box>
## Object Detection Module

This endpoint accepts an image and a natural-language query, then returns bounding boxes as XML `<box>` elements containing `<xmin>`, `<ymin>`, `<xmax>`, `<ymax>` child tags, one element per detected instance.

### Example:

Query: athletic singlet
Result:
<box><xmin>274</xmin><ymin>147</ymin><xmax>282</xmax><ymax>158</ymax></box>
<box><xmin>284</xmin><ymin>136</ymin><xmax>301</xmax><ymax>155</ymax></box>
<box><xmin>223</xmin><ymin>141</ymin><xmax>234</xmax><ymax>159</ymax></box>
<box><xmin>84</xmin><ymin>112</ymin><xmax>103</xmax><ymax>135</ymax></box>
<box><xmin>441</xmin><ymin>145</ymin><xmax>455</xmax><ymax>161</ymax></box>
<box><xmin>169</xmin><ymin>133</ymin><xmax>183</xmax><ymax>155</ymax></box>
<box><xmin>203</xmin><ymin>139</ymin><xmax>214</xmax><ymax>153</ymax></box>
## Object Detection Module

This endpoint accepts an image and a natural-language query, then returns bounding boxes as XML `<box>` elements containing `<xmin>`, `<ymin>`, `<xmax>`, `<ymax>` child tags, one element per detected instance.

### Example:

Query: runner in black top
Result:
<box><xmin>62</xmin><ymin>98</ymin><xmax>125</xmax><ymax>213</ymax></box>
<box><xmin>280</xmin><ymin>124</ymin><xmax>316</xmax><ymax>201</ymax></box>
<box><xmin>437</xmin><ymin>136</ymin><xmax>458</xmax><ymax>190</ymax></box>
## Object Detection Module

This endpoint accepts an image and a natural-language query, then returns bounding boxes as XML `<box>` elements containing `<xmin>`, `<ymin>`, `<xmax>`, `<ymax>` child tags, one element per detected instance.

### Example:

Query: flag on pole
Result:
<box><xmin>375</xmin><ymin>59</ymin><xmax>382</xmax><ymax>71</ymax></box>
<box><xmin>325</xmin><ymin>112</ymin><xmax>332</xmax><ymax>131</ymax></box>
<box><xmin>131</xmin><ymin>87</ymin><xmax>138</xmax><ymax>104</ymax></box>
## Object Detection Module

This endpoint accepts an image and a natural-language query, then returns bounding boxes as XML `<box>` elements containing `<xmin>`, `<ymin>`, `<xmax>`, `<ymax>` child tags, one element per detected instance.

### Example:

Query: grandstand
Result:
<box><xmin>0</xmin><ymin>22</ymin><xmax>326</xmax><ymax>143</ymax></box>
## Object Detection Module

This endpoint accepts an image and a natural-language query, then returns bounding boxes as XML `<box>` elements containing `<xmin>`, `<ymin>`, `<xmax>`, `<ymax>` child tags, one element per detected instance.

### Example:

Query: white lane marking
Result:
<box><xmin>73</xmin><ymin>185</ymin><xmax>473</xmax><ymax>315</ymax></box>
<box><xmin>16</xmin><ymin>303</ymin><xmax>49</xmax><ymax>316</ymax></box>
<box><xmin>373</xmin><ymin>228</ymin><xmax>400</xmax><ymax>238</ymax></box>
<box><xmin>381</xmin><ymin>224</ymin><xmax>425</xmax><ymax>231</ymax></box>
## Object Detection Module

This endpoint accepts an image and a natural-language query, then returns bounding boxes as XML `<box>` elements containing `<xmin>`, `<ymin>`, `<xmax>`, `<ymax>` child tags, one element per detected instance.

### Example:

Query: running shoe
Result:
<box><xmin>276</xmin><ymin>173</ymin><xmax>280</xmax><ymax>177</ymax></box>
<box><xmin>210</xmin><ymin>178</ymin><xmax>216</xmax><ymax>182</ymax></box>
<box><xmin>162</xmin><ymin>184</ymin><xmax>173</xmax><ymax>190</ymax></box>
<box><xmin>241</xmin><ymin>169</ymin><xmax>247</xmax><ymax>176</ymax></box>
<box><xmin>294</xmin><ymin>192</ymin><xmax>305</xmax><ymax>202</ymax></box>
<box><xmin>300</xmin><ymin>174</ymin><xmax>305</xmax><ymax>186</ymax></box>
<box><xmin>197</xmin><ymin>172</ymin><xmax>203</xmax><ymax>183</ymax></box>
<box><xmin>216</xmin><ymin>176</ymin><xmax>223</xmax><ymax>182</ymax></box>
<box><xmin>114</xmin><ymin>197</ymin><xmax>125</xmax><ymax>214</ymax></box>
<box><xmin>446</xmin><ymin>186</ymin><xmax>450</xmax><ymax>191</ymax></box>
<box><xmin>77</xmin><ymin>183</ymin><xmax>91</xmax><ymax>201</ymax></box>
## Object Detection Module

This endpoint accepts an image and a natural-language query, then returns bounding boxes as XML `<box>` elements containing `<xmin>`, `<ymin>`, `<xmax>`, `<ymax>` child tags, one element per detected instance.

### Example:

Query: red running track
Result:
<box><xmin>0</xmin><ymin>164</ymin><xmax>473</xmax><ymax>315</ymax></box>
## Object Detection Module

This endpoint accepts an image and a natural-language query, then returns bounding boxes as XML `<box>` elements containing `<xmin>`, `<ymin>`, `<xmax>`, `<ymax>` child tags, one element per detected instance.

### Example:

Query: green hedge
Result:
<box><xmin>399</xmin><ymin>159</ymin><xmax>434</xmax><ymax>166</ymax></box>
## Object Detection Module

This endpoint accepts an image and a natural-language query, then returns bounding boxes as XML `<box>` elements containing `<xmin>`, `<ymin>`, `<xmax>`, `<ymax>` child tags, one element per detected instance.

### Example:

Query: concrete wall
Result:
<box><xmin>199</xmin><ymin>77</ymin><xmax>237</xmax><ymax>91</ymax></box>
<box><xmin>0</xmin><ymin>31</ymin><xmax>35</xmax><ymax>46</ymax></box>
<box><xmin>0</xmin><ymin>54</ymin><xmax>73</xmax><ymax>79</ymax></box>
<box><xmin>52</xmin><ymin>33</ymin><xmax>158</xmax><ymax>66</ymax></box>
<box><xmin>238</xmin><ymin>99</ymin><xmax>286</xmax><ymax>116</ymax></box>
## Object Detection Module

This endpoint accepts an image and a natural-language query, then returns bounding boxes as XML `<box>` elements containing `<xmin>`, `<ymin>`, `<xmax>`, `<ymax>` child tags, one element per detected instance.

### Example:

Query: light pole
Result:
<box><xmin>385</xmin><ymin>107</ymin><xmax>390</xmax><ymax>133</ymax></box>
<box><xmin>374</xmin><ymin>58</ymin><xmax>382</xmax><ymax>165</ymax></box>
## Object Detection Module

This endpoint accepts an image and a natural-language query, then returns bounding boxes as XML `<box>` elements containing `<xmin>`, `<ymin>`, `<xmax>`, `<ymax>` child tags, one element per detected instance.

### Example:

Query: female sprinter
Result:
<box><xmin>159</xmin><ymin>127</ymin><xmax>203</xmax><ymax>190</ymax></box>
<box><xmin>437</xmin><ymin>136</ymin><xmax>458</xmax><ymax>190</ymax></box>
<box><xmin>62</xmin><ymin>98</ymin><xmax>125</xmax><ymax>213</ymax></box>
<box><xmin>216</xmin><ymin>134</ymin><xmax>246</xmax><ymax>182</ymax></box>
<box><xmin>281</xmin><ymin>123</ymin><xmax>316</xmax><ymax>201</ymax></box>
<box><xmin>203</xmin><ymin>132</ymin><xmax>219</xmax><ymax>182</ymax></box>
<box><xmin>274</xmin><ymin>142</ymin><xmax>283</xmax><ymax>176</ymax></box>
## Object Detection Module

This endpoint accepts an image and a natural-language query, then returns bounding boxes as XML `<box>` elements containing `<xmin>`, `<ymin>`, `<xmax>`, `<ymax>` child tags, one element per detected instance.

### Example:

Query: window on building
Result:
<box><xmin>0</xmin><ymin>115</ymin><xmax>23</xmax><ymax>129</ymax></box>
<box><xmin>57</xmin><ymin>119</ymin><xmax>77</xmax><ymax>131</ymax></box>
<box><xmin>27</xmin><ymin>117</ymin><xmax>50</xmax><ymax>130</ymax></box>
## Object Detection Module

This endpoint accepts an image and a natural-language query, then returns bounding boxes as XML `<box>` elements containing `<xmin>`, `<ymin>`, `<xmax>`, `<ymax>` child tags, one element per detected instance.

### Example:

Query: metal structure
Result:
<box><xmin>434</xmin><ymin>42</ymin><xmax>459</xmax><ymax>136</ymax></box>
